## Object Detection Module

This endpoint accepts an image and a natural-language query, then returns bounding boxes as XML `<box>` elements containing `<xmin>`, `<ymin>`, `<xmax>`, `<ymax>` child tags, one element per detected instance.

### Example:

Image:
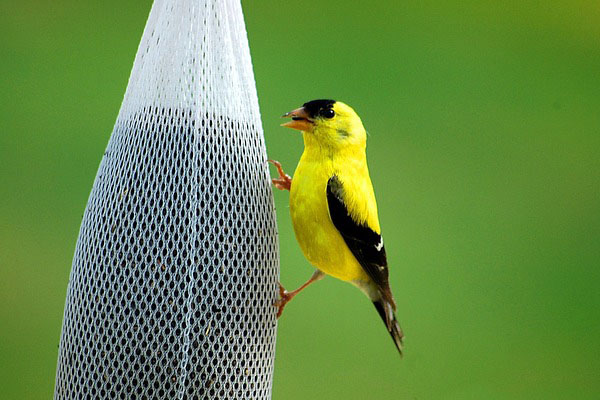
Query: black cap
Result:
<box><xmin>302</xmin><ymin>99</ymin><xmax>336</xmax><ymax>119</ymax></box>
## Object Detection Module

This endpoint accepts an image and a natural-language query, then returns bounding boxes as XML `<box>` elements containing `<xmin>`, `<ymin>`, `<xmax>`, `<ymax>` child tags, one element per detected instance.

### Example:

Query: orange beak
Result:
<box><xmin>281</xmin><ymin>107</ymin><xmax>314</xmax><ymax>132</ymax></box>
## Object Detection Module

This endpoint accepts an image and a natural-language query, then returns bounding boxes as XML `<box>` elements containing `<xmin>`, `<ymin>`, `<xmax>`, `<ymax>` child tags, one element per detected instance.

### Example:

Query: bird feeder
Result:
<box><xmin>54</xmin><ymin>1</ymin><xmax>279</xmax><ymax>399</ymax></box>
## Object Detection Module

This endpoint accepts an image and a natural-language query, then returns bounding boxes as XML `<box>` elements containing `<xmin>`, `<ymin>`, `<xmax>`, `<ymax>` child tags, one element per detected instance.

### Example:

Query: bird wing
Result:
<box><xmin>326</xmin><ymin>175</ymin><xmax>396</xmax><ymax>309</ymax></box>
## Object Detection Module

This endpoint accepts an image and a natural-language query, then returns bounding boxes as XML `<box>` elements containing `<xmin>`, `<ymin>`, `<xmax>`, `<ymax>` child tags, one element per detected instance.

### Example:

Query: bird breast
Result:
<box><xmin>289</xmin><ymin>159</ymin><xmax>369</xmax><ymax>283</ymax></box>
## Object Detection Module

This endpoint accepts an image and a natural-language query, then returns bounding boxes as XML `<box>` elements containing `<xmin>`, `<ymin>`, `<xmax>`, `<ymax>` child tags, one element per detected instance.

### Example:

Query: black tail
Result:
<box><xmin>373</xmin><ymin>299</ymin><xmax>404</xmax><ymax>356</ymax></box>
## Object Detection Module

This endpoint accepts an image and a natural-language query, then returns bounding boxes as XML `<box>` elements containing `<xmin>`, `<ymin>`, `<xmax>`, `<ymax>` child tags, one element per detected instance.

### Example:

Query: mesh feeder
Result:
<box><xmin>54</xmin><ymin>1</ymin><xmax>279</xmax><ymax>399</ymax></box>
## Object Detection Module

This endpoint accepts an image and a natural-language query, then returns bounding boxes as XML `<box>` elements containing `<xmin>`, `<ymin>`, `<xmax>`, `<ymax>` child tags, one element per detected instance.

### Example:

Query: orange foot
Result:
<box><xmin>268</xmin><ymin>159</ymin><xmax>292</xmax><ymax>191</ymax></box>
<box><xmin>275</xmin><ymin>270</ymin><xmax>325</xmax><ymax>318</ymax></box>
<box><xmin>276</xmin><ymin>283</ymin><xmax>294</xmax><ymax>318</ymax></box>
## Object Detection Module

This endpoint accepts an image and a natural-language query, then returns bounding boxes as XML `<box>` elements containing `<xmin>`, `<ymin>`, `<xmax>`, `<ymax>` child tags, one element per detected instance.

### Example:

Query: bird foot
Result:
<box><xmin>275</xmin><ymin>271</ymin><xmax>325</xmax><ymax>318</ymax></box>
<box><xmin>275</xmin><ymin>282</ymin><xmax>295</xmax><ymax>318</ymax></box>
<box><xmin>268</xmin><ymin>159</ymin><xmax>292</xmax><ymax>191</ymax></box>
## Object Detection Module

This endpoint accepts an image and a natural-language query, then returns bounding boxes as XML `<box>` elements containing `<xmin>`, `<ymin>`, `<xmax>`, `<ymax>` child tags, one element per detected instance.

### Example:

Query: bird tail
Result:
<box><xmin>373</xmin><ymin>298</ymin><xmax>404</xmax><ymax>356</ymax></box>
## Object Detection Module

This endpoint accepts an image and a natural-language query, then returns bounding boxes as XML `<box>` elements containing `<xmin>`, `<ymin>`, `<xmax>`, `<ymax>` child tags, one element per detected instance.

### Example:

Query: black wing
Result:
<box><xmin>326</xmin><ymin>175</ymin><xmax>395</xmax><ymax>308</ymax></box>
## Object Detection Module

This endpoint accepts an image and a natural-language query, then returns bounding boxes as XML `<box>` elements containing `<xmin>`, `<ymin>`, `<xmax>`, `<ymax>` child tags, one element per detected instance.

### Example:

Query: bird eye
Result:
<box><xmin>321</xmin><ymin>108</ymin><xmax>335</xmax><ymax>119</ymax></box>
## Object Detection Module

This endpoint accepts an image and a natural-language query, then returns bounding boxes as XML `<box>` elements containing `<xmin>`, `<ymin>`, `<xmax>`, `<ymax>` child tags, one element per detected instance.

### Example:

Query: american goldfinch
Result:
<box><xmin>269</xmin><ymin>99</ymin><xmax>404</xmax><ymax>355</ymax></box>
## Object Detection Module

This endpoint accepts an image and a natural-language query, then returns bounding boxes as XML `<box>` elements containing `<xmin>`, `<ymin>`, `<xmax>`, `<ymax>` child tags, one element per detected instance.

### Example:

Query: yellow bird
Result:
<box><xmin>269</xmin><ymin>99</ymin><xmax>404</xmax><ymax>355</ymax></box>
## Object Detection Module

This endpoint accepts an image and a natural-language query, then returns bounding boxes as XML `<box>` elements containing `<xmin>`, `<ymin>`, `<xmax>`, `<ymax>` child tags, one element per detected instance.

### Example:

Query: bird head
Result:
<box><xmin>281</xmin><ymin>99</ymin><xmax>366</xmax><ymax>150</ymax></box>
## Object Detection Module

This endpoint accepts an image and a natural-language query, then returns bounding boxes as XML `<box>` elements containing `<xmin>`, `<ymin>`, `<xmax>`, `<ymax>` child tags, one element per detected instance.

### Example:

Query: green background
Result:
<box><xmin>1</xmin><ymin>0</ymin><xmax>599</xmax><ymax>398</ymax></box>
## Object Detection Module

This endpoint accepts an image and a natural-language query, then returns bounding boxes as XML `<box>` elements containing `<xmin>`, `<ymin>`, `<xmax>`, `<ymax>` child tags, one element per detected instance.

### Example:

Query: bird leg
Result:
<box><xmin>267</xmin><ymin>159</ymin><xmax>292</xmax><ymax>191</ymax></box>
<box><xmin>276</xmin><ymin>270</ymin><xmax>325</xmax><ymax>318</ymax></box>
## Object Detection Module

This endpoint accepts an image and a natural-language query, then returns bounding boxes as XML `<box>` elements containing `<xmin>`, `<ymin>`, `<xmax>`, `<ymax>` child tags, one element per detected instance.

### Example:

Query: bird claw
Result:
<box><xmin>275</xmin><ymin>283</ymin><xmax>293</xmax><ymax>318</ymax></box>
<box><xmin>268</xmin><ymin>159</ymin><xmax>292</xmax><ymax>191</ymax></box>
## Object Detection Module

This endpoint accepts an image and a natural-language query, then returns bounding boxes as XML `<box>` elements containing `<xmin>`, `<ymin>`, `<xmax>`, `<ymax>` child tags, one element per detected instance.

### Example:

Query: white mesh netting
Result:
<box><xmin>54</xmin><ymin>1</ymin><xmax>279</xmax><ymax>399</ymax></box>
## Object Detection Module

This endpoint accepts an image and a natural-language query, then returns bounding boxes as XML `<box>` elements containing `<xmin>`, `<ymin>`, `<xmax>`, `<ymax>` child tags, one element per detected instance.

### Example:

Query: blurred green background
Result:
<box><xmin>1</xmin><ymin>0</ymin><xmax>599</xmax><ymax>398</ymax></box>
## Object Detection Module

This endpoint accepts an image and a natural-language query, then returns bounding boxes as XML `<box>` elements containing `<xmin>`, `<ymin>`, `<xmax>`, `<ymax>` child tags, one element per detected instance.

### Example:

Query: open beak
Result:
<box><xmin>281</xmin><ymin>107</ymin><xmax>314</xmax><ymax>132</ymax></box>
